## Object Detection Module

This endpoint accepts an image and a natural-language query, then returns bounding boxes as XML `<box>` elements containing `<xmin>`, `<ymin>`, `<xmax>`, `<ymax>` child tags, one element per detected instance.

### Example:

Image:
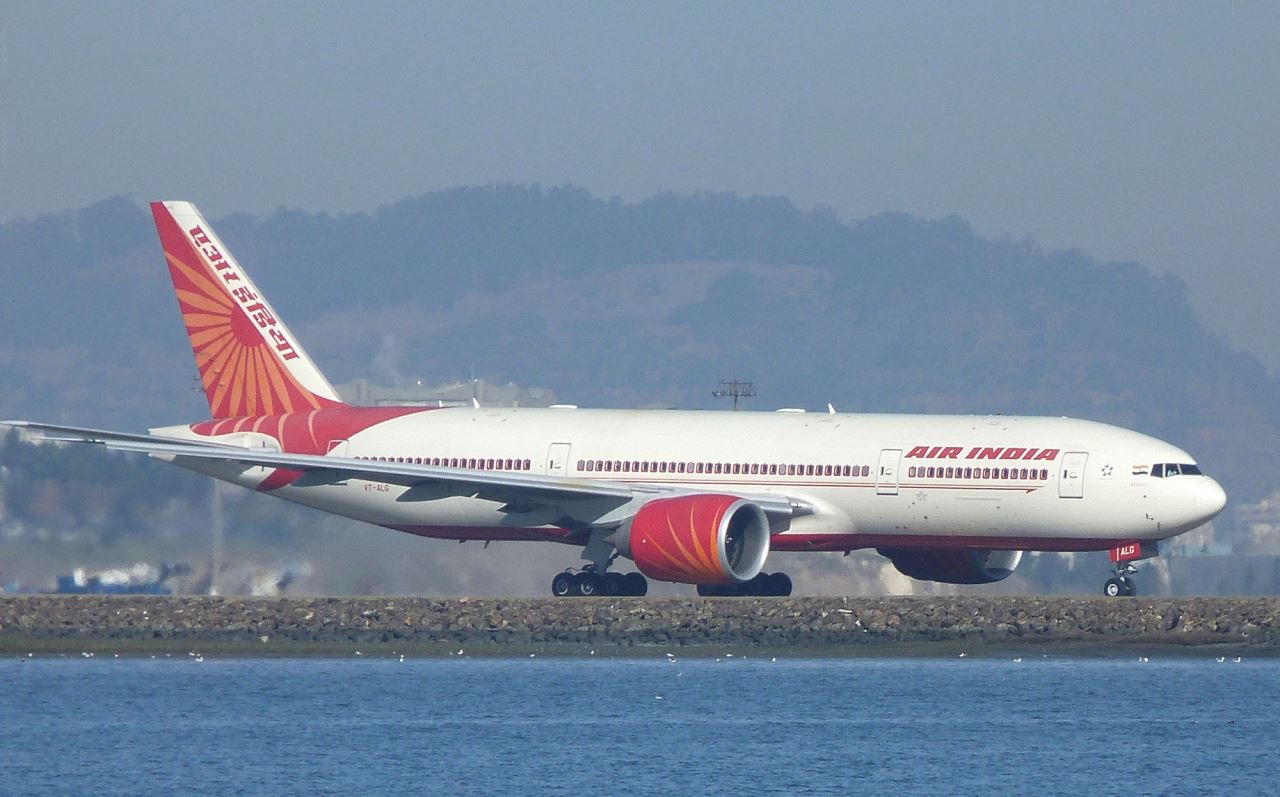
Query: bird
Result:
<box><xmin>1233</xmin><ymin>657</ymin><xmax>1243</xmax><ymax>663</ymax></box>
<box><xmin>1217</xmin><ymin>657</ymin><xmax>1226</xmax><ymax>663</ymax></box>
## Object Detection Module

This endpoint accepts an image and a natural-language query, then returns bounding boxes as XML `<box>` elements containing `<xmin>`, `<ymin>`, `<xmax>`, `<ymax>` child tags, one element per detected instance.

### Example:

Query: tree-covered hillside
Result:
<box><xmin>2</xmin><ymin>186</ymin><xmax>1277</xmax><ymax>511</ymax></box>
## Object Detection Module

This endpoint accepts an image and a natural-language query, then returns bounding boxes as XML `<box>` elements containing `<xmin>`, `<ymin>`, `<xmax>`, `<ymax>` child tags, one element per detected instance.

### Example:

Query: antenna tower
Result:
<box><xmin>712</xmin><ymin>378</ymin><xmax>756</xmax><ymax>411</ymax></box>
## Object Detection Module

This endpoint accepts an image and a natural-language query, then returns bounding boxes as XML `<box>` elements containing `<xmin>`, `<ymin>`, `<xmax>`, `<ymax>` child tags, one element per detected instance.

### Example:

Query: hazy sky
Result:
<box><xmin>4</xmin><ymin>2</ymin><xmax>1279</xmax><ymax>370</ymax></box>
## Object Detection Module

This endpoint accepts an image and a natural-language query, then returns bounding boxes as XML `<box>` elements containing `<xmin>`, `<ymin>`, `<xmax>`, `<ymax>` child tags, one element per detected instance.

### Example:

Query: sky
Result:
<box><xmin>4</xmin><ymin>2</ymin><xmax>1279</xmax><ymax>370</ymax></box>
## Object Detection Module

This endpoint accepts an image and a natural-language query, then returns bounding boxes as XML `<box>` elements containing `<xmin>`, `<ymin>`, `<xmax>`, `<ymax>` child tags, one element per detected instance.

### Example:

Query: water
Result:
<box><xmin>2</xmin><ymin>654</ymin><xmax>1276</xmax><ymax>796</ymax></box>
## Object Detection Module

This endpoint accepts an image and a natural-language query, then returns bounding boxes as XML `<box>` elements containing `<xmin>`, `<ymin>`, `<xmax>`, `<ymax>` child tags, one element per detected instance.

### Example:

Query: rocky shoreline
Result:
<box><xmin>1</xmin><ymin>595</ymin><xmax>1277</xmax><ymax>655</ymax></box>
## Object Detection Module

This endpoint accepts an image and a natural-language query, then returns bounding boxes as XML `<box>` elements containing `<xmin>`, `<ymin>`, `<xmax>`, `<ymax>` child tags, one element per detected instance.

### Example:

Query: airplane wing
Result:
<box><xmin>2</xmin><ymin>421</ymin><xmax>809</xmax><ymax>526</ymax></box>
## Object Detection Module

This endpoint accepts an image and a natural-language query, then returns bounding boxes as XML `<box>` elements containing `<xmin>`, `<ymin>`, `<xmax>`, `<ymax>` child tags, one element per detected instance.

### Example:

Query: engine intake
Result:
<box><xmin>877</xmin><ymin>548</ymin><xmax>1023</xmax><ymax>585</ymax></box>
<box><xmin>614</xmin><ymin>495</ymin><xmax>770</xmax><ymax>585</ymax></box>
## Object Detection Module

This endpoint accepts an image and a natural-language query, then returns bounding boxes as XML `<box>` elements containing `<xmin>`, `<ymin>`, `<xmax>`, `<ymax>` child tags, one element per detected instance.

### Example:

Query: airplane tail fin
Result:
<box><xmin>150</xmin><ymin>201</ymin><xmax>346</xmax><ymax>419</ymax></box>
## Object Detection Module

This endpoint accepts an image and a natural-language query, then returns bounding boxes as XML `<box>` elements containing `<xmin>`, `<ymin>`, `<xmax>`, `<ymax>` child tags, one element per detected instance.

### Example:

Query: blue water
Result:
<box><xmin>2</xmin><ymin>654</ymin><xmax>1276</xmax><ymax>796</ymax></box>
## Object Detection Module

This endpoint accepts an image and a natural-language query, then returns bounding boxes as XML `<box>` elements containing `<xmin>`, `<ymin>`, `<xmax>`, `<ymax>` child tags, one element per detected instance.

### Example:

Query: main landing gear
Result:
<box><xmin>551</xmin><ymin>567</ymin><xmax>648</xmax><ymax>597</ymax></box>
<box><xmin>1103</xmin><ymin>563</ymin><xmax>1138</xmax><ymax>597</ymax></box>
<box><xmin>697</xmin><ymin>572</ymin><xmax>792</xmax><ymax>597</ymax></box>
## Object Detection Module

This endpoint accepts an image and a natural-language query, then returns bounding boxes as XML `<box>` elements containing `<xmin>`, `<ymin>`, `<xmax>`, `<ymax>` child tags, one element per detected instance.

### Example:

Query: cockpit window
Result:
<box><xmin>1151</xmin><ymin>463</ymin><xmax>1202</xmax><ymax>477</ymax></box>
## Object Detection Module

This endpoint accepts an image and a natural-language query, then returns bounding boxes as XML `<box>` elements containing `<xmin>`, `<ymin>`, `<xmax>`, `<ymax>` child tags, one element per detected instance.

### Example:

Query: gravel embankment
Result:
<box><xmin>1</xmin><ymin>596</ymin><xmax>1276</xmax><ymax>654</ymax></box>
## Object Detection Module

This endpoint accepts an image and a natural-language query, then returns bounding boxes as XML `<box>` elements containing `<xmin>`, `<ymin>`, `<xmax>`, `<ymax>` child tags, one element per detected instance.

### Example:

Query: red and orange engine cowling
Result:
<box><xmin>612</xmin><ymin>495</ymin><xmax>771</xmax><ymax>585</ymax></box>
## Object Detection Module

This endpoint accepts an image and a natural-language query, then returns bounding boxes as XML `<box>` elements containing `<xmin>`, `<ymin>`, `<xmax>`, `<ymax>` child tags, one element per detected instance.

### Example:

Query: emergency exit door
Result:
<box><xmin>545</xmin><ymin>443</ymin><xmax>572</xmax><ymax>477</ymax></box>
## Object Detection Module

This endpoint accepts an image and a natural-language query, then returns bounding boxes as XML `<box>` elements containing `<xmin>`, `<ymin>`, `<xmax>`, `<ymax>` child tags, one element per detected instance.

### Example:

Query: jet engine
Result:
<box><xmin>613</xmin><ymin>495</ymin><xmax>770</xmax><ymax>585</ymax></box>
<box><xmin>877</xmin><ymin>548</ymin><xmax>1023</xmax><ymax>585</ymax></box>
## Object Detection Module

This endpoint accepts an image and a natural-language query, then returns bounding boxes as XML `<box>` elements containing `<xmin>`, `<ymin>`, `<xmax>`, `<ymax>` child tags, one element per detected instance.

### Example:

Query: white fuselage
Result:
<box><xmin>159</xmin><ymin>406</ymin><xmax>1226</xmax><ymax>553</ymax></box>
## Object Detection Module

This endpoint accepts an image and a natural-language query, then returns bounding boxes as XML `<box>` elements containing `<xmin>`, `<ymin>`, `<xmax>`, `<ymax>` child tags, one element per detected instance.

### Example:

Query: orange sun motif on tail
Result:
<box><xmin>152</xmin><ymin>202</ymin><xmax>343</xmax><ymax>419</ymax></box>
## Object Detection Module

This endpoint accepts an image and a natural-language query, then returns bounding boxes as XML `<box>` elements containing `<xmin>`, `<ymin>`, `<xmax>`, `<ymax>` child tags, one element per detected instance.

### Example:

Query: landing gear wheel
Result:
<box><xmin>1104</xmin><ymin>562</ymin><xmax>1139</xmax><ymax>597</ymax></box>
<box><xmin>603</xmin><ymin>572</ymin><xmax>626</xmax><ymax>596</ymax></box>
<box><xmin>551</xmin><ymin>572</ymin><xmax>575</xmax><ymax>597</ymax></box>
<box><xmin>622</xmin><ymin>572</ymin><xmax>648</xmax><ymax>596</ymax></box>
<box><xmin>766</xmin><ymin>572</ymin><xmax>793</xmax><ymax>597</ymax></box>
<box><xmin>574</xmin><ymin>572</ymin><xmax>603</xmax><ymax>597</ymax></box>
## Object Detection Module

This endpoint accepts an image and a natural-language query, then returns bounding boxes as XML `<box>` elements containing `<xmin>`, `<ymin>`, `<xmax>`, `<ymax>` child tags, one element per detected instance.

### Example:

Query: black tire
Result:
<box><xmin>551</xmin><ymin>572</ymin><xmax>575</xmax><ymax>597</ymax></box>
<box><xmin>766</xmin><ymin>572</ymin><xmax>793</xmax><ymax>597</ymax></box>
<box><xmin>697</xmin><ymin>584</ymin><xmax>721</xmax><ymax>597</ymax></box>
<box><xmin>575</xmin><ymin>572</ymin><xmax>603</xmax><ymax>597</ymax></box>
<box><xmin>1121</xmin><ymin>577</ymin><xmax>1137</xmax><ymax>597</ymax></box>
<box><xmin>603</xmin><ymin>572</ymin><xmax>626</xmax><ymax>596</ymax></box>
<box><xmin>623</xmin><ymin>572</ymin><xmax>648</xmax><ymax>597</ymax></box>
<box><xmin>746</xmin><ymin>573</ymin><xmax>772</xmax><ymax>596</ymax></box>
<box><xmin>1104</xmin><ymin>577</ymin><xmax>1125</xmax><ymax>597</ymax></box>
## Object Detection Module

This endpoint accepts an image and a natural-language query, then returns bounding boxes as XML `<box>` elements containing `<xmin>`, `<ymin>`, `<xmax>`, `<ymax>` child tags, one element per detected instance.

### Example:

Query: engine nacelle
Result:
<box><xmin>613</xmin><ymin>495</ymin><xmax>771</xmax><ymax>585</ymax></box>
<box><xmin>877</xmin><ymin>548</ymin><xmax>1023</xmax><ymax>585</ymax></box>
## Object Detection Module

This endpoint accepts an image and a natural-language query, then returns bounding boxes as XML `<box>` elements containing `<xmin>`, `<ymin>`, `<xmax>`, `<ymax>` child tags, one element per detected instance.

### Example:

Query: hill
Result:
<box><xmin>2</xmin><ymin>187</ymin><xmax>1275</xmax><ymax>510</ymax></box>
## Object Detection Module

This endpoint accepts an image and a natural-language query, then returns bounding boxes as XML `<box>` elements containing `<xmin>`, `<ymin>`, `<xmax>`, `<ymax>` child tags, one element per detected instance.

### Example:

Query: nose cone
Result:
<box><xmin>1195</xmin><ymin>477</ymin><xmax>1228</xmax><ymax>522</ymax></box>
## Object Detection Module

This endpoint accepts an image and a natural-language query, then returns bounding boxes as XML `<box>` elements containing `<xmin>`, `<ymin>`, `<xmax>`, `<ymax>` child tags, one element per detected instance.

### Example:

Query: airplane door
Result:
<box><xmin>876</xmin><ymin>449</ymin><xmax>902</xmax><ymax>496</ymax></box>
<box><xmin>545</xmin><ymin>443</ymin><xmax>572</xmax><ymax>477</ymax></box>
<box><xmin>1059</xmin><ymin>451</ymin><xmax>1088</xmax><ymax>498</ymax></box>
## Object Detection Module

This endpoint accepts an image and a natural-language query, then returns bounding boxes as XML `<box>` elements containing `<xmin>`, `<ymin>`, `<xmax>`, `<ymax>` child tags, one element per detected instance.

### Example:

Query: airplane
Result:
<box><xmin>3</xmin><ymin>201</ymin><xmax>1227</xmax><ymax>599</ymax></box>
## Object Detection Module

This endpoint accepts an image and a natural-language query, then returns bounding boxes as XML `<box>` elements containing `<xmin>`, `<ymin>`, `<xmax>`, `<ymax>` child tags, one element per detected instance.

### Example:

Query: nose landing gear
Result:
<box><xmin>1103</xmin><ymin>563</ymin><xmax>1138</xmax><ymax>597</ymax></box>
